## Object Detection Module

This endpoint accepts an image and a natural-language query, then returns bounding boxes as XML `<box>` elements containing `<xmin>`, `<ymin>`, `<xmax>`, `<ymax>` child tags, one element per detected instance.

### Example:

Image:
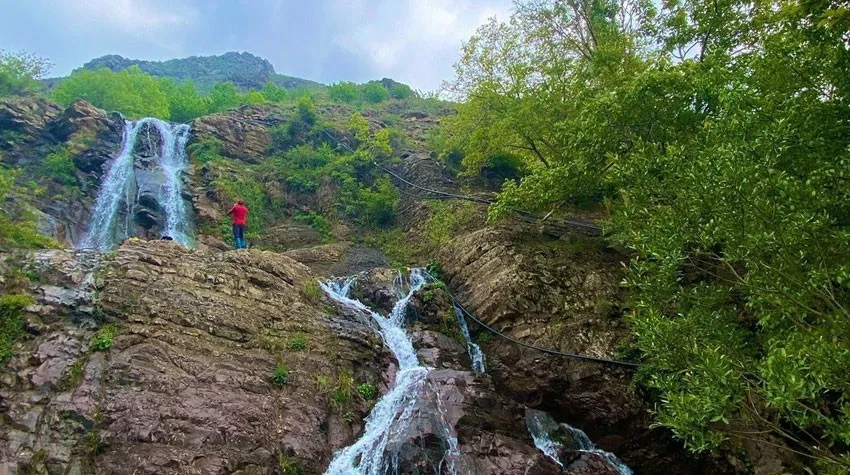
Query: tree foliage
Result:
<box><xmin>328</xmin><ymin>81</ymin><xmax>360</xmax><ymax>103</ymax></box>
<box><xmin>446</xmin><ymin>0</ymin><xmax>850</xmax><ymax>469</ymax></box>
<box><xmin>0</xmin><ymin>50</ymin><xmax>51</xmax><ymax>97</ymax></box>
<box><xmin>360</xmin><ymin>82</ymin><xmax>390</xmax><ymax>103</ymax></box>
<box><xmin>53</xmin><ymin>66</ymin><xmax>170</xmax><ymax>119</ymax></box>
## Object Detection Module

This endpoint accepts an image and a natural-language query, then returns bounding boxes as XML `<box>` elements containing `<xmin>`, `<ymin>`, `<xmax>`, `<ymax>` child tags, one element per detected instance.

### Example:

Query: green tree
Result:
<box><xmin>445</xmin><ymin>0</ymin><xmax>850</xmax><ymax>470</ymax></box>
<box><xmin>262</xmin><ymin>82</ymin><xmax>289</xmax><ymax>103</ymax></box>
<box><xmin>360</xmin><ymin>82</ymin><xmax>389</xmax><ymax>103</ymax></box>
<box><xmin>53</xmin><ymin>66</ymin><xmax>169</xmax><ymax>119</ymax></box>
<box><xmin>328</xmin><ymin>81</ymin><xmax>360</xmax><ymax>103</ymax></box>
<box><xmin>0</xmin><ymin>50</ymin><xmax>51</xmax><ymax>97</ymax></box>
<box><xmin>160</xmin><ymin>79</ymin><xmax>208</xmax><ymax>123</ymax></box>
<box><xmin>207</xmin><ymin>81</ymin><xmax>241</xmax><ymax>113</ymax></box>
<box><xmin>388</xmin><ymin>83</ymin><xmax>414</xmax><ymax>99</ymax></box>
<box><xmin>244</xmin><ymin>90</ymin><xmax>266</xmax><ymax>105</ymax></box>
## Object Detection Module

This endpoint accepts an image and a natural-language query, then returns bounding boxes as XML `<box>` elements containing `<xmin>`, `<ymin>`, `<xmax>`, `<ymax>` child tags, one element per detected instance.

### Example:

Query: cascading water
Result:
<box><xmin>79</xmin><ymin>120</ymin><xmax>145</xmax><ymax>251</ymax></box>
<box><xmin>453</xmin><ymin>305</ymin><xmax>486</xmax><ymax>373</ymax></box>
<box><xmin>79</xmin><ymin>118</ymin><xmax>193</xmax><ymax>250</ymax></box>
<box><xmin>525</xmin><ymin>409</ymin><xmax>633</xmax><ymax>474</ymax></box>
<box><xmin>152</xmin><ymin>120</ymin><xmax>192</xmax><ymax>244</ymax></box>
<box><xmin>320</xmin><ymin>269</ymin><xmax>465</xmax><ymax>475</ymax></box>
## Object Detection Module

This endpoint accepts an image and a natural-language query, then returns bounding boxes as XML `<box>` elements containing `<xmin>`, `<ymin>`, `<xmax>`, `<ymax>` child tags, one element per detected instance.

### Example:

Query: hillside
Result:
<box><xmin>46</xmin><ymin>52</ymin><xmax>323</xmax><ymax>93</ymax></box>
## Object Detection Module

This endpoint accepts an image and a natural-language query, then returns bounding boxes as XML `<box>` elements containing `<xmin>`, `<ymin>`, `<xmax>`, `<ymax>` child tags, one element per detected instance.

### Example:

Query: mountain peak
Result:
<box><xmin>77</xmin><ymin>52</ymin><xmax>321</xmax><ymax>93</ymax></box>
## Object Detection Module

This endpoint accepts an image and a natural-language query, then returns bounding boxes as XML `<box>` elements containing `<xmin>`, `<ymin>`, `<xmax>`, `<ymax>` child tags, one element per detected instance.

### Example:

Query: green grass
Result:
<box><xmin>272</xmin><ymin>361</ymin><xmax>289</xmax><ymax>387</ymax></box>
<box><xmin>59</xmin><ymin>357</ymin><xmax>86</xmax><ymax>391</ymax></box>
<box><xmin>0</xmin><ymin>294</ymin><xmax>34</xmax><ymax>365</ymax></box>
<box><xmin>302</xmin><ymin>279</ymin><xmax>322</xmax><ymax>303</ymax></box>
<box><xmin>357</xmin><ymin>382</ymin><xmax>378</xmax><ymax>401</ymax></box>
<box><xmin>287</xmin><ymin>334</ymin><xmax>308</xmax><ymax>352</ymax></box>
<box><xmin>90</xmin><ymin>324</ymin><xmax>115</xmax><ymax>352</ymax></box>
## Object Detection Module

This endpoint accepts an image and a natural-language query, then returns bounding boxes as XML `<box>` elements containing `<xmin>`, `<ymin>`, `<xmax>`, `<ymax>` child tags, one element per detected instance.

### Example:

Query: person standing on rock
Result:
<box><xmin>228</xmin><ymin>199</ymin><xmax>249</xmax><ymax>249</ymax></box>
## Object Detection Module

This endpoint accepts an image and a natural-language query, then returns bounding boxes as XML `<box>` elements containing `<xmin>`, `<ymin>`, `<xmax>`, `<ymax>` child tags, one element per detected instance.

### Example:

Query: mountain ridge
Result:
<box><xmin>47</xmin><ymin>51</ymin><xmax>324</xmax><ymax>93</ymax></box>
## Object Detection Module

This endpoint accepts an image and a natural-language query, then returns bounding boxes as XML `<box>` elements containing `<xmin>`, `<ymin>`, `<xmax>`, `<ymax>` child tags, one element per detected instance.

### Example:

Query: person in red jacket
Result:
<box><xmin>227</xmin><ymin>199</ymin><xmax>249</xmax><ymax>249</ymax></box>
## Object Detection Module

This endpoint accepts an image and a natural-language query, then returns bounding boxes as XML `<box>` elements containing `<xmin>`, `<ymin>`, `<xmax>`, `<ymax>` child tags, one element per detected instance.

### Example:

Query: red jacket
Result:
<box><xmin>228</xmin><ymin>204</ymin><xmax>248</xmax><ymax>225</ymax></box>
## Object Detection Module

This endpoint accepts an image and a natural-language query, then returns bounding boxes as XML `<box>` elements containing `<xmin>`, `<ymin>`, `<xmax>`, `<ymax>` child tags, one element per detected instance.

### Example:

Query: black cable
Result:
<box><xmin>374</xmin><ymin>162</ymin><xmax>603</xmax><ymax>234</ymax></box>
<box><xmin>424</xmin><ymin>270</ymin><xmax>642</xmax><ymax>369</ymax></box>
<box><xmin>318</xmin><ymin>128</ymin><xmax>602</xmax><ymax>234</ymax></box>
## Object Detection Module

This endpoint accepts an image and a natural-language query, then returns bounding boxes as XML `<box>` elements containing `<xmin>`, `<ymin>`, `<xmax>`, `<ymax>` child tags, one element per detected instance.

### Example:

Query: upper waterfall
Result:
<box><xmin>79</xmin><ymin>118</ymin><xmax>194</xmax><ymax>250</ymax></box>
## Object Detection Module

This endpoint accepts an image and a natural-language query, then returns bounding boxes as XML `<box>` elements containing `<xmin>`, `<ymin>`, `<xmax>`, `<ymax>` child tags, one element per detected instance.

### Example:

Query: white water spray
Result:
<box><xmin>320</xmin><ymin>269</ymin><xmax>464</xmax><ymax>475</ymax></box>
<box><xmin>79</xmin><ymin>118</ymin><xmax>193</xmax><ymax>250</ymax></box>
<box><xmin>453</xmin><ymin>305</ymin><xmax>486</xmax><ymax>373</ymax></box>
<box><xmin>152</xmin><ymin>120</ymin><xmax>192</xmax><ymax>245</ymax></box>
<box><xmin>525</xmin><ymin>409</ymin><xmax>633</xmax><ymax>474</ymax></box>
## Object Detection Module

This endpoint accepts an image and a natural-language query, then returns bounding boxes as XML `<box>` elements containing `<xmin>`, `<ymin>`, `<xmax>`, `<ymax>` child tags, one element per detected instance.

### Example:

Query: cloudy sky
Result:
<box><xmin>0</xmin><ymin>0</ymin><xmax>512</xmax><ymax>91</ymax></box>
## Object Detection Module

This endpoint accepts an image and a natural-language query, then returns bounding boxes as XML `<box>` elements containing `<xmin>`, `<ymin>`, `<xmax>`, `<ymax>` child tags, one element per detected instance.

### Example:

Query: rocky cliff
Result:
<box><xmin>0</xmin><ymin>95</ymin><xmax>759</xmax><ymax>474</ymax></box>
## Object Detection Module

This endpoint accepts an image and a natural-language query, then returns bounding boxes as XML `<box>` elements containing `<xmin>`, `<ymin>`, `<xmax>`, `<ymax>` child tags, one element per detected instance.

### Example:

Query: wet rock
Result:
<box><xmin>349</xmin><ymin>267</ymin><xmax>400</xmax><ymax>313</ymax></box>
<box><xmin>438</xmin><ymin>224</ymin><xmax>738</xmax><ymax>474</ymax></box>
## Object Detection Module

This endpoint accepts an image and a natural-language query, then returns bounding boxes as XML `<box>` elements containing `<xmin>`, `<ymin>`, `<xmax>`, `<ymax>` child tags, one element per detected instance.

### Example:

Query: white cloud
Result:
<box><xmin>61</xmin><ymin>0</ymin><xmax>197</xmax><ymax>32</ymax></box>
<box><xmin>327</xmin><ymin>0</ymin><xmax>513</xmax><ymax>90</ymax></box>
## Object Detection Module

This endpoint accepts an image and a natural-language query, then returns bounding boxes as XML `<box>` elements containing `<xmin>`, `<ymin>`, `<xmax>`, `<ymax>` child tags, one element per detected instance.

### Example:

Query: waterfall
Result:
<box><xmin>320</xmin><ymin>269</ymin><xmax>465</xmax><ymax>475</ymax></box>
<box><xmin>525</xmin><ymin>409</ymin><xmax>633</xmax><ymax>474</ymax></box>
<box><xmin>79</xmin><ymin>120</ymin><xmax>146</xmax><ymax>250</ymax></box>
<box><xmin>152</xmin><ymin>121</ymin><xmax>192</xmax><ymax>245</ymax></box>
<box><xmin>79</xmin><ymin>118</ymin><xmax>193</xmax><ymax>250</ymax></box>
<box><xmin>453</xmin><ymin>305</ymin><xmax>486</xmax><ymax>373</ymax></box>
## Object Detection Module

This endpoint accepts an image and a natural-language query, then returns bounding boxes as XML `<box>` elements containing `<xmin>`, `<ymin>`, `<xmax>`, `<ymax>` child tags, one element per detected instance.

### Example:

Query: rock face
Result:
<box><xmin>191</xmin><ymin>105</ymin><xmax>281</xmax><ymax>163</ymax></box>
<box><xmin>438</xmin><ymin>225</ymin><xmax>738</xmax><ymax>474</ymax></box>
<box><xmin>1</xmin><ymin>242</ymin><xmax>596</xmax><ymax>474</ymax></box>
<box><xmin>0</xmin><ymin>241</ymin><xmax>388</xmax><ymax>474</ymax></box>
<box><xmin>0</xmin><ymin>96</ymin><xmax>126</xmax><ymax>246</ymax></box>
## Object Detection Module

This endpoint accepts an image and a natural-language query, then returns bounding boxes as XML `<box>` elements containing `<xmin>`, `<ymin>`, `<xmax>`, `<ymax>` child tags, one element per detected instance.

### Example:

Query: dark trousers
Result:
<box><xmin>232</xmin><ymin>224</ymin><xmax>246</xmax><ymax>248</ymax></box>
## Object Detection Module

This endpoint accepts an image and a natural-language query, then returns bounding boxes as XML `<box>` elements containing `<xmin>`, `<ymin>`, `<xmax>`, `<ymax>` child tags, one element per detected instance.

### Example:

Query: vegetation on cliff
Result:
<box><xmin>442</xmin><ymin>0</ymin><xmax>850</xmax><ymax>470</ymax></box>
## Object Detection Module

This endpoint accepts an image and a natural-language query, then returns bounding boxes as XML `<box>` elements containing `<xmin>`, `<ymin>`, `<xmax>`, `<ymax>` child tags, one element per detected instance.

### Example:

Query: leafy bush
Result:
<box><xmin>302</xmin><ymin>279</ymin><xmax>322</xmax><ymax>303</ymax></box>
<box><xmin>42</xmin><ymin>147</ymin><xmax>77</xmax><ymax>185</ymax></box>
<box><xmin>53</xmin><ymin>66</ymin><xmax>170</xmax><ymax>119</ymax></box>
<box><xmin>294</xmin><ymin>211</ymin><xmax>332</xmax><ymax>241</ymax></box>
<box><xmin>331</xmin><ymin>371</ymin><xmax>355</xmax><ymax>409</ymax></box>
<box><xmin>0</xmin><ymin>50</ymin><xmax>50</xmax><ymax>97</ymax></box>
<box><xmin>262</xmin><ymin>82</ymin><xmax>289</xmax><ymax>103</ymax></box>
<box><xmin>287</xmin><ymin>335</ymin><xmax>308</xmax><ymax>352</ymax></box>
<box><xmin>359</xmin><ymin>176</ymin><xmax>398</xmax><ymax>228</ymax></box>
<box><xmin>90</xmin><ymin>324</ymin><xmax>115</xmax><ymax>352</ymax></box>
<box><xmin>356</xmin><ymin>382</ymin><xmax>378</xmax><ymax>401</ymax></box>
<box><xmin>448</xmin><ymin>0</ymin><xmax>850</xmax><ymax>468</ymax></box>
<box><xmin>360</xmin><ymin>82</ymin><xmax>389</xmax><ymax>103</ymax></box>
<box><xmin>207</xmin><ymin>81</ymin><xmax>241</xmax><ymax>114</ymax></box>
<box><xmin>0</xmin><ymin>168</ymin><xmax>58</xmax><ymax>249</ymax></box>
<box><xmin>272</xmin><ymin>361</ymin><xmax>289</xmax><ymax>387</ymax></box>
<box><xmin>328</xmin><ymin>81</ymin><xmax>360</xmax><ymax>103</ymax></box>
<box><xmin>425</xmin><ymin>200</ymin><xmax>480</xmax><ymax>251</ymax></box>
<box><xmin>187</xmin><ymin>138</ymin><xmax>224</xmax><ymax>165</ymax></box>
<box><xmin>0</xmin><ymin>294</ymin><xmax>33</xmax><ymax>365</ymax></box>
<box><xmin>160</xmin><ymin>79</ymin><xmax>208</xmax><ymax>122</ymax></box>
<box><xmin>388</xmin><ymin>83</ymin><xmax>414</xmax><ymax>100</ymax></box>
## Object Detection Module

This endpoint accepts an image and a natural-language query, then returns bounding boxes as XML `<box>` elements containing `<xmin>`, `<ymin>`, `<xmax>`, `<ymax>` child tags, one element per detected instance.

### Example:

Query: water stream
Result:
<box><xmin>525</xmin><ymin>409</ymin><xmax>633</xmax><ymax>474</ymax></box>
<box><xmin>79</xmin><ymin>118</ymin><xmax>193</xmax><ymax>250</ymax></box>
<box><xmin>320</xmin><ymin>269</ymin><xmax>462</xmax><ymax>475</ymax></box>
<box><xmin>453</xmin><ymin>305</ymin><xmax>486</xmax><ymax>373</ymax></box>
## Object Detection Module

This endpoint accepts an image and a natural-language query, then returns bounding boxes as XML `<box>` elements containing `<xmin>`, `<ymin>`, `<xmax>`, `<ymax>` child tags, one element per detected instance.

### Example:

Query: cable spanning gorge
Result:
<box><xmin>80</xmin><ymin>118</ymin><xmax>193</xmax><ymax>250</ymax></box>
